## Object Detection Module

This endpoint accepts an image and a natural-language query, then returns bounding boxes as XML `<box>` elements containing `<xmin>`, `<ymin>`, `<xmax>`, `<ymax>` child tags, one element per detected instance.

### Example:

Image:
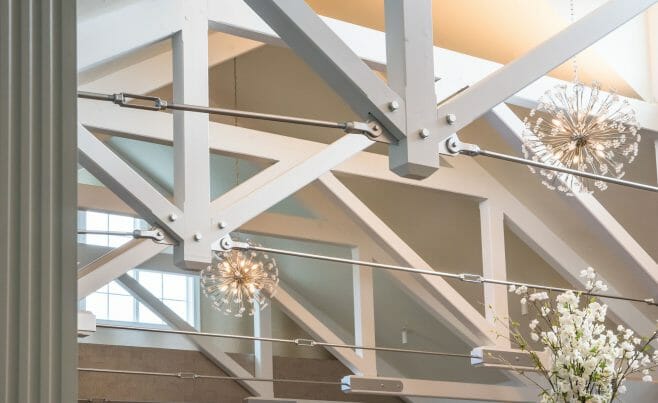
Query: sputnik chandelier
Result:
<box><xmin>521</xmin><ymin>0</ymin><xmax>641</xmax><ymax>195</ymax></box>
<box><xmin>201</xmin><ymin>241</ymin><xmax>279</xmax><ymax>317</ymax></box>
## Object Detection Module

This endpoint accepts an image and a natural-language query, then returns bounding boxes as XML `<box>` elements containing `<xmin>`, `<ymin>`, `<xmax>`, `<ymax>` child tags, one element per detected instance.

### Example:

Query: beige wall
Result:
<box><xmin>78</xmin><ymin>344</ymin><xmax>401</xmax><ymax>403</ymax></box>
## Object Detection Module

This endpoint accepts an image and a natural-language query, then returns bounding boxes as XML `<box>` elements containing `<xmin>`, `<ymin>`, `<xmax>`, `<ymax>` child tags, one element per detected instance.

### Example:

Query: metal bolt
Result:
<box><xmin>419</xmin><ymin>128</ymin><xmax>430</xmax><ymax>139</ymax></box>
<box><xmin>218</xmin><ymin>221</ymin><xmax>227</xmax><ymax>229</ymax></box>
<box><xmin>388</xmin><ymin>101</ymin><xmax>400</xmax><ymax>111</ymax></box>
<box><xmin>446</xmin><ymin>114</ymin><xmax>457</xmax><ymax>125</ymax></box>
<box><xmin>193</xmin><ymin>233</ymin><xmax>203</xmax><ymax>241</ymax></box>
<box><xmin>168</xmin><ymin>213</ymin><xmax>178</xmax><ymax>222</ymax></box>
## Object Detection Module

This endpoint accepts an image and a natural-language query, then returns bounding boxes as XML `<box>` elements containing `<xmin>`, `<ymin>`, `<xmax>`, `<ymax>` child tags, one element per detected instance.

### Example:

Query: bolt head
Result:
<box><xmin>388</xmin><ymin>101</ymin><xmax>400</xmax><ymax>111</ymax></box>
<box><xmin>446</xmin><ymin>113</ymin><xmax>457</xmax><ymax>125</ymax></box>
<box><xmin>168</xmin><ymin>213</ymin><xmax>178</xmax><ymax>222</ymax></box>
<box><xmin>218</xmin><ymin>221</ymin><xmax>227</xmax><ymax>229</ymax></box>
<box><xmin>193</xmin><ymin>233</ymin><xmax>203</xmax><ymax>241</ymax></box>
<box><xmin>419</xmin><ymin>128</ymin><xmax>430</xmax><ymax>139</ymax></box>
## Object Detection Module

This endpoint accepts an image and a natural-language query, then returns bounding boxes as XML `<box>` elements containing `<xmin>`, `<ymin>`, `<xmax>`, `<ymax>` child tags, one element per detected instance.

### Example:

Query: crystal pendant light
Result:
<box><xmin>201</xmin><ymin>242</ymin><xmax>279</xmax><ymax>317</ymax></box>
<box><xmin>521</xmin><ymin>0</ymin><xmax>641</xmax><ymax>195</ymax></box>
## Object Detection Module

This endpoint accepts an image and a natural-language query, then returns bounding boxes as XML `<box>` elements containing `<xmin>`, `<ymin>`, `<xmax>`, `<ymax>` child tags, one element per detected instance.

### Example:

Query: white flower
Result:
<box><xmin>643</xmin><ymin>375</ymin><xmax>653</xmax><ymax>382</ymax></box>
<box><xmin>508</xmin><ymin>285</ymin><xmax>516</xmax><ymax>293</ymax></box>
<box><xmin>618</xmin><ymin>385</ymin><xmax>627</xmax><ymax>394</ymax></box>
<box><xmin>529</xmin><ymin>319</ymin><xmax>539</xmax><ymax>330</ymax></box>
<box><xmin>529</xmin><ymin>292</ymin><xmax>549</xmax><ymax>301</ymax></box>
<box><xmin>531</xmin><ymin>332</ymin><xmax>539</xmax><ymax>342</ymax></box>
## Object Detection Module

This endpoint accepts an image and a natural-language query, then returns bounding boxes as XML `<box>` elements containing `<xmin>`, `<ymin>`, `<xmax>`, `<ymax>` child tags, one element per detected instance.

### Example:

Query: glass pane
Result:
<box><xmin>108</xmin><ymin>214</ymin><xmax>135</xmax><ymax>232</ymax></box>
<box><xmin>85</xmin><ymin>234</ymin><xmax>108</xmax><ymax>247</ymax></box>
<box><xmin>164</xmin><ymin>299</ymin><xmax>189</xmax><ymax>323</ymax></box>
<box><xmin>108</xmin><ymin>235</ymin><xmax>131</xmax><ymax>248</ymax></box>
<box><xmin>108</xmin><ymin>280</ymin><xmax>129</xmax><ymax>295</ymax></box>
<box><xmin>108</xmin><ymin>294</ymin><xmax>135</xmax><ymax>322</ymax></box>
<box><xmin>85</xmin><ymin>211</ymin><xmax>108</xmax><ymax>231</ymax></box>
<box><xmin>85</xmin><ymin>293</ymin><xmax>108</xmax><ymax>320</ymax></box>
<box><xmin>137</xmin><ymin>271</ymin><xmax>162</xmax><ymax>299</ymax></box>
<box><xmin>162</xmin><ymin>273</ymin><xmax>187</xmax><ymax>300</ymax></box>
<box><xmin>138</xmin><ymin>303</ymin><xmax>164</xmax><ymax>325</ymax></box>
<box><xmin>94</xmin><ymin>284</ymin><xmax>109</xmax><ymax>293</ymax></box>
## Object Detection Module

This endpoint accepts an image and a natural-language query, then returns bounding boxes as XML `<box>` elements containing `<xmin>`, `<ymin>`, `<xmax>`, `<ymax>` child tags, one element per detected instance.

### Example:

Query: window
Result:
<box><xmin>79</xmin><ymin>210</ymin><xmax>198</xmax><ymax>327</ymax></box>
<box><xmin>79</xmin><ymin>210</ymin><xmax>147</xmax><ymax>247</ymax></box>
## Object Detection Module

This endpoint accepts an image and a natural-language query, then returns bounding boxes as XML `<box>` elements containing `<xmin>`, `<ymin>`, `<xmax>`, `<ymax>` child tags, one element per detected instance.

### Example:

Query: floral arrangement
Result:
<box><xmin>497</xmin><ymin>268</ymin><xmax>658</xmax><ymax>402</ymax></box>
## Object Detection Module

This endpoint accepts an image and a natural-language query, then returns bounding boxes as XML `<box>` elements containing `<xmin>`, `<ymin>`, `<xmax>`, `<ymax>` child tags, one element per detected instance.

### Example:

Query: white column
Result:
<box><xmin>352</xmin><ymin>249</ymin><xmax>377</xmax><ymax>375</ymax></box>
<box><xmin>172</xmin><ymin>0</ymin><xmax>212</xmax><ymax>270</ymax></box>
<box><xmin>254</xmin><ymin>302</ymin><xmax>274</xmax><ymax>397</ymax></box>
<box><xmin>0</xmin><ymin>0</ymin><xmax>77</xmax><ymax>401</ymax></box>
<box><xmin>479</xmin><ymin>200</ymin><xmax>510</xmax><ymax>346</ymax></box>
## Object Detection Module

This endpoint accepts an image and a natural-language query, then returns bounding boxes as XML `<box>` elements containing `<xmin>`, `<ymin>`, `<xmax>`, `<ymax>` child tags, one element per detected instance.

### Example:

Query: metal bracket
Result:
<box><xmin>444</xmin><ymin>135</ymin><xmax>481</xmax><ymax>156</ymax></box>
<box><xmin>114</xmin><ymin>92</ymin><xmax>168</xmax><ymax>111</ymax></box>
<box><xmin>177</xmin><ymin>372</ymin><xmax>197</xmax><ymax>379</ymax></box>
<box><xmin>294</xmin><ymin>338</ymin><xmax>316</xmax><ymax>347</ymax></box>
<box><xmin>214</xmin><ymin>236</ymin><xmax>250</xmax><ymax>252</ymax></box>
<box><xmin>133</xmin><ymin>228</ymin><xmax>168</xmax><ymax>244</ymax></box>
<box><xmin>344</xmin><ymin>120</ymin><xmax>393</xmax><ymax>144</ymax></box>
<box><xmin>459</xmin><ymin>273</ymin><xmax>483</xmax><ymax>283</ymax></box>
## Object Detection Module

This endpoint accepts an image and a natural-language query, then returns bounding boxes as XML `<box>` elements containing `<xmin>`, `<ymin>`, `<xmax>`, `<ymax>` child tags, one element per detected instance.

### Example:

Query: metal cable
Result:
<box><xmin>475</xmin><ymin>148</ymin><xmax>658</xmax><ymax>193</ymax></box>
<box><xmin>78</xmin><ymin>368</ymin><xmax>347</xmax><ymax>386</ymax></box>
<box><xmin>95</xmin><ymin>324</ymin><xmax>477</xmax><ymax>359</ymax></box>
<box><xmin>78</xmin><ymin>91</ymin><xmax>347</xmax><ymax>130</ymax></box>
<box><xmin>242</xmin><ymin>244</ymin><xmax>658</xmax><ymax>307</ymax></box>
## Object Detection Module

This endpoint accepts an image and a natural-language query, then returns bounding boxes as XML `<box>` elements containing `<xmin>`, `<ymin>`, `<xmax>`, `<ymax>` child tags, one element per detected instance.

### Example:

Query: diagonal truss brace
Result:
<box><xmin>433</xmin><ymin>0</ymin><xmax>658</xmax><ymax>140</ymax></box>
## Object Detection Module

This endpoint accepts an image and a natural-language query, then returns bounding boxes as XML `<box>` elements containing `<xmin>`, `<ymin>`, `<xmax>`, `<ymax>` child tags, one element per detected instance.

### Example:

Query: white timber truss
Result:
<box><xmin>76</xmin><ymin>0</ymin><xmax>658</xmax><ymax>401</ymax></box>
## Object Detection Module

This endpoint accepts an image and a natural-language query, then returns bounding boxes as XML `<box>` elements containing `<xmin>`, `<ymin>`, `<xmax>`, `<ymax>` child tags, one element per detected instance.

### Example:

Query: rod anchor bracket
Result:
<box><xmin>344</xmin><ymin>121</ymin><xmax>393</xmax><ymax>143</ymax></box>
<box><xmin>133</xmin><ymin>228</ymin><xmax>167</xmax><ymax>243</ymax></box>
<box><xmin>445</xmin><ymin>135</ymin><xmax>481</xmax><ymax>156</ymax></box>
<box><xmin>215</xmin><ymin>236</ymin><xmax>249</xmax><ymax>252</ymax></box>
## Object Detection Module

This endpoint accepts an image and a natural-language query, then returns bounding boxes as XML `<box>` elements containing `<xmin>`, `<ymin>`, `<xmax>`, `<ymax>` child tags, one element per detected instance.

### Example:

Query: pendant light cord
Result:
<box><xmin>570</xmin><ymin>0</ymin><xmax>580</xmax><ymax>83</ymax></box>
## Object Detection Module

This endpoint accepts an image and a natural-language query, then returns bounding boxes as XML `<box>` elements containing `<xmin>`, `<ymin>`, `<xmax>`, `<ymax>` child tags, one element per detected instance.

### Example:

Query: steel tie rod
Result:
<box><xmin>78</xmin><ymin>367</ymin><xmax>347</xmax><ymax>386</ymax></box>
<box><xmin>445</xmin><ymin>136</ymin><xmax>658</xmax><ymax>193</ymax></box>
<box><xmin>95</xmin><ymin>323</ymin><xmax>476</xmax><ymax>359</ymax></box>
<box><xmin>217</xmin><ymin>239</ymin><xmax>657</xmax><ymax>308</ymax></box>
<box><xmin>77</xmin><ymin>90</ymin><xmax>390</xmax><ymax>142</ymax></box>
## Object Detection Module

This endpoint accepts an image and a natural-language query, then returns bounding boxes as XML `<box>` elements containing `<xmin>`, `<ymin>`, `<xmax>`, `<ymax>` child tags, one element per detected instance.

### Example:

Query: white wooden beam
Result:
<box><xmin>274</xmin><ymin>283</ymin><xmax>366</xmax><ymax>375</ymax></box>
<box><xmin>78</xmin><ymin>124</ymin><xmax>183</xmax><ymax>238</ymax></box>
<box><xmin>383</xmin><ymin>0</ymin><xmax>439</xmax><ymax>178</ymax></box>
<box><xmin>208</xmin><ymin>134</ymin><xmax>373</xmax><ymax>249</ymax></box>
<box><xmin>172</xmin><ymin>1</ymin><xmax>212</xmax><ymax>269</ymax></box>
<box><xmin>80</xmin><ymin>32</ymin><xmax>263</xmax><ymax>94</ymax></box>
<box><xmin>206</xmin><ymin>1</ymin><xmax>658</xmax><ymax>135</ymax></box>
<box><xmin>479</xmin><ymin>200</ymin><xmax>510</xmax><ymax>347</ymax></box>
<box><xmin>116</xmin><ymin>273</ymin><xmax>269</xmax><ymax>396</ymax></box>
<box><xmin>352</xmin><ymin>250</ymin><xmax>377</xmax><ymax>375</ymax></box>
<box><xmin>77</xmin><ymin>238</ymin><xmax>169</xmax><ymax>299</ymax></box>
<box><xmin>254</xmin><ymin>302</ymin><xmax>274</xmax><ymax>397</ymax></box>
<box><xmin>317</xmin><ymin>173</ymin><xmax>497</xmax><ymax>347</ymax></box>
<box><xmin>77</xmin><ymin>0</ymin><xmax>182</xmax><ymax>72</ymax></box>
<box><xmin>432</xmin><ymin>0</ymin><xmax>658</xmax><ymax>140</ymax></box>
<box><xmin>243</xmin><ymin>0</ymin><xmax>405</xmax><ymax>141</ymax></box>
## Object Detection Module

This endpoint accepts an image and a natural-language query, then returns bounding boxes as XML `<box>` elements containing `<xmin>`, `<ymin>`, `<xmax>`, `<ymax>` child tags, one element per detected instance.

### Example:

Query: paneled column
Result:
<box><xmin>0</xmin><ymin>0</ymin><xmax>77</xmax><ymax>401</ymax></box>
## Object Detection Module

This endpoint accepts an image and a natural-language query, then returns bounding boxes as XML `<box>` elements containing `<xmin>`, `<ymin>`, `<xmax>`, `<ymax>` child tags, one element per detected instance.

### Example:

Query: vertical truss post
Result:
<box><xmin>384</xmin><ymin>0</ymin><xmax>440</xmax><ymax>178</ymax></box>
<box><xmin>479</xmin><ymin>200</ymin><xmax>509</xmax><ymax>346</ymax></box>
<box><xmin>172</xmin><ymin>0</ymin><xmax>212</xmax><ymax>269</ymax></box>
<box><xmin>254</xmin><ymin>302</ymin><xmax>274</xmax><ymax>397</ymax></box>
<box><xmin>352</xmin><ymin>249</ymin><xmax>377</xmax><ymax>375</ymax></box>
